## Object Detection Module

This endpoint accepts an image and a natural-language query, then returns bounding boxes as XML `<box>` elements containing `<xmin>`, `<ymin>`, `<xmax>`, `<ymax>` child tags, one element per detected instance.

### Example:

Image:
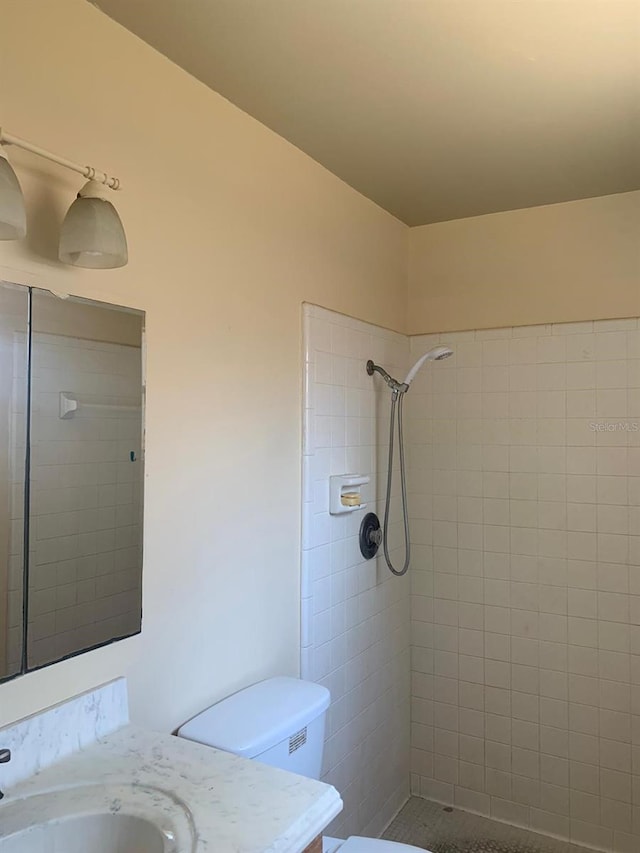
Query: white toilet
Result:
<box><xmin>177</xmin><ymin>676</ymin><xmax>428</xmax><ymax>853</ymax></box>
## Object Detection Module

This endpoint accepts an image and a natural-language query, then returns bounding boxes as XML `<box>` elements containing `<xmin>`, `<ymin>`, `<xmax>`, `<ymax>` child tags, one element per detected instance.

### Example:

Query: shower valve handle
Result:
<box><xmin>359</xmin><ymin>512</ymin><xmax>382</xmax><ymax>560</ymax></box>
<box><xmin>369</xmin><ymin>528</ymin><xmax>382</xmax><ymax>547</ymax></box>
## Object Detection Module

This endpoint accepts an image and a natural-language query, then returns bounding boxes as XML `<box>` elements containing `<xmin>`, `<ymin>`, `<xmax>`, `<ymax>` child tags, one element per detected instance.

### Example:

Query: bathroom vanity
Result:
<box><xmin>0</xmin><ymin>679</ymin><xmax>342</xmax><ymax>853</ymax></box>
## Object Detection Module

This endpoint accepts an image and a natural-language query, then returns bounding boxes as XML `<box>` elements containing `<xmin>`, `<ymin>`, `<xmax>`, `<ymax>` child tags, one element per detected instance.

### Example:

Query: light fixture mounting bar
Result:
<box><xmin>0</xmin><ymin>128</ymin><xmax>121</xmax><ymax>190</ymax></box>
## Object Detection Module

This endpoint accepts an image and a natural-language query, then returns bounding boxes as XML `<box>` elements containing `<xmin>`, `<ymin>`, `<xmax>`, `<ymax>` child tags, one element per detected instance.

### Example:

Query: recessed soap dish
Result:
<box><xmin>329</xmin><ymin>474</ymin><xmax>370</xmax><ymax>515</ymax></box>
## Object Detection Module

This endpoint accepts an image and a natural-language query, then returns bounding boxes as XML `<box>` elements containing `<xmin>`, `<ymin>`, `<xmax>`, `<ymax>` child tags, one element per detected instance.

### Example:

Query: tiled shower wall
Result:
<box><xmin>301</xmin><ymin>304</ymin><xmax>411</xmax><ymax>839</ymax></box>
<box><xmin>407</xmin><ymin>319</ymin><xmax>640</xmax><ymax>853</ymax></box>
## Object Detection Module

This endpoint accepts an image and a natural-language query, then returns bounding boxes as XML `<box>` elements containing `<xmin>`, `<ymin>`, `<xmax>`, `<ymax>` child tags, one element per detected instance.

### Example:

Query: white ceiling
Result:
<box><xmin>93</xmin><ymin>0</ymin><xmax>640</xmax><ymax>225</ymax></box>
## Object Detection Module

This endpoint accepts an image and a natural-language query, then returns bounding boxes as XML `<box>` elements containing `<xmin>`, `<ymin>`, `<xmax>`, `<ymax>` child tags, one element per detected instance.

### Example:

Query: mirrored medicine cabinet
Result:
<box><xmin>0</xmin><ymin>281</ymin><xmax>145</xmax><ymax>683</ymax></box>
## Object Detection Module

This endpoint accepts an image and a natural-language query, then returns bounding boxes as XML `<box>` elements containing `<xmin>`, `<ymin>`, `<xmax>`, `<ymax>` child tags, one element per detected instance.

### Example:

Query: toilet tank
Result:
<box><xmin>177</xmin><ymin>677</ymin><xmax>330</xmax><ymax>780</ymax></box>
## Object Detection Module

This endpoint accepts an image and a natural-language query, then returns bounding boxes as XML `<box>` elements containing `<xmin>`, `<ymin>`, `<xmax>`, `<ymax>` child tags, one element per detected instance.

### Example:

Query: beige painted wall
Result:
<box><xmin>0</xmin><ymin>0</ymin><xmax>407</xmax><ymax>729</ymax></box>
<box><xmin>408</xmin><ymin>191</ymin><xmax>640</xmax><ymax>335</ymax></box>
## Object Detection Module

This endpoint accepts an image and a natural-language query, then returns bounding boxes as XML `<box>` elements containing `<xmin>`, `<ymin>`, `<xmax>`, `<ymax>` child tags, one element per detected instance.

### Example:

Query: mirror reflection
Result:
<box><xmin>0</xmin><ymin>282</ymin><xmax>144</xmax><ymax>681</ymax></box>
<box><xmin>0</xmin><ymin>284</ymin><xmax>29</xmax><ymax>680</ymax></box>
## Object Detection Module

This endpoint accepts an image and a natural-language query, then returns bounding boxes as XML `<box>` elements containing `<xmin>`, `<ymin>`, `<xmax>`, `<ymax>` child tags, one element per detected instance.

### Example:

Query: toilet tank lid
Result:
<box><xmin>177</xmin><ymin>677</ymin><xmax>330</xmax><ymax>758</ymax></box>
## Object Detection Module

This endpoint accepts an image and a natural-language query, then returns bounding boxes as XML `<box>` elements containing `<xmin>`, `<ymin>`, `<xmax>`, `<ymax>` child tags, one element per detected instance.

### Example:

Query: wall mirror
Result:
<box><xmin>0</xmin><ymin>281</ymin><xmax>144</xmax><ymax>682</ymax></box>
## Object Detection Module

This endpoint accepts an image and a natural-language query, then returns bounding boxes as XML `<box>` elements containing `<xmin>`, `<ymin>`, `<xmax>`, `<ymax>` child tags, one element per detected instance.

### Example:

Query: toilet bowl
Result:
<box><xmin>323</xmin><ymin>837</ymin><xmax>425</xmax><ymax>853</ymax></box>
<box><xmin>177</xmin><ymin>677</ymin><xmax>430</xmax><ymax>853</ymax></box>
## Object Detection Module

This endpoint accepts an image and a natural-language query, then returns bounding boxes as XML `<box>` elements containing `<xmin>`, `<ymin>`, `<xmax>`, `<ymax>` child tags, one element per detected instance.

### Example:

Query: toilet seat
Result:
<box><xmin>324</xmin><ymin>836</ymin><xmax>430</xmax><ymax>853</ymax></box>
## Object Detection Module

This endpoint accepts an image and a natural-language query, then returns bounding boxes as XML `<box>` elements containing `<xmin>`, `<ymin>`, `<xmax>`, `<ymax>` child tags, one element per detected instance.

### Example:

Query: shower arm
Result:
<box><xmin>366</xmin><ymin>360</ymin><xmax>408</xmax><ymax>395</ymax></box>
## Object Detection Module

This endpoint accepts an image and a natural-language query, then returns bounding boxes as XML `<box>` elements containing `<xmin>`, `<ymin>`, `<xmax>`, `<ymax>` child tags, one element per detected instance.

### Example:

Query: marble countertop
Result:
<box><xmin>1</xmin><ymin>723</ymin><xmax>343</xmax><ymax>853</ymax></box>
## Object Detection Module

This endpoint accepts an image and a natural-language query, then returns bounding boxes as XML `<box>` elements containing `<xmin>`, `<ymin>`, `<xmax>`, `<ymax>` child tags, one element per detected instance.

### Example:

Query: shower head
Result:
<box><xmin>431</xmin><ymin>345</ymin><xmax>455</xmax><ymax>361</ymax></box>
<box><xmin>366</xmin><ymin>344</ymin><xmax>454</xmax><ymax>395</ymax></box>
<box><xmin>403</xmin><ymin>345</ymin><xmax>454</xmax><ymax>386</ymax></box>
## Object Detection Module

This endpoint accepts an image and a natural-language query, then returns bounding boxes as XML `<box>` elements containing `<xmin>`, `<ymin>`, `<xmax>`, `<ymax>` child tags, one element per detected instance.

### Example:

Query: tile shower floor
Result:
<box><xmin>383</xmin><ymin>798</ymin><xmax>593</xmax><ymax>853</ymax></box>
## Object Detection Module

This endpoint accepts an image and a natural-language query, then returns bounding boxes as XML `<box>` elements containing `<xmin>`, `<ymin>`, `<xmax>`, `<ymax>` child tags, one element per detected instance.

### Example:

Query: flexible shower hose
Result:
<box><xmin>382</xmin><ymin>390</ymin><xmax>410</xmax><ymax>576</ymax></box>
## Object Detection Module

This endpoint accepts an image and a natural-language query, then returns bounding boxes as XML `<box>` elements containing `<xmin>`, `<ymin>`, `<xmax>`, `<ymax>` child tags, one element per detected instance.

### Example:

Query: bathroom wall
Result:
<box><xmin>0</xmin><ymin>0</ymin><xmax>407</xmax><ymax>728</ymax></box>
<box><xmin>407</xmin><ymin>318</ymin><xmax>640</xmax><ymax>853</ymax></box>
<box><xmin>302</xmin><ymin>305</ymin><xmax>410</xmax><ymax>838</ymax></box>
<box><xmin>407</xmin><ymin>191</ymin><xmax>640</xmax><ymax>335</ymax></box>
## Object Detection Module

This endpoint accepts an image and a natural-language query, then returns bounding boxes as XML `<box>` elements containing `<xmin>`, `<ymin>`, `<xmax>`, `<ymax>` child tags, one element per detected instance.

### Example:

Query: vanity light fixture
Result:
<box><xmin>58</xmin><ymin>180</ymin><xmax>127</xmax><ymax>269</ymax></box>
<box><xmin>0</xmin><ymin>146</ymin><xmax>27</xmax><ymax>240</ymax></box>
<box><xmin>0</xmin><ymin>128</ymin><xmax>127</xmax><ymax>269</ymax></box>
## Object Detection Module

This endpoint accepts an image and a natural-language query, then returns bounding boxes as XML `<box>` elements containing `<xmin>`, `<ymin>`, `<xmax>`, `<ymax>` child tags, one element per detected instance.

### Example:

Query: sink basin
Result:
<box><xmin>0</xmin><ymin>813</ymin><xmax>167</xmax><ymax>853</ymax></box>
<box><xmin>0</xmin><ymin>783</ymin><xmax>195</xmax><ymax>853</ymax></box>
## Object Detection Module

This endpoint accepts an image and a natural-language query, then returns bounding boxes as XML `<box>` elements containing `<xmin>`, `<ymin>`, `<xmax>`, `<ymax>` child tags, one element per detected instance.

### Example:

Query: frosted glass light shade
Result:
<box><xmin>59</xmin><ymin>182</ymin><xmax>127</xmax><ymax>269</ymax></box>
<box><xmin>0</xmin><ymin>153</ymin><xmax>27</xmax><ymax>240</ymax></box>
